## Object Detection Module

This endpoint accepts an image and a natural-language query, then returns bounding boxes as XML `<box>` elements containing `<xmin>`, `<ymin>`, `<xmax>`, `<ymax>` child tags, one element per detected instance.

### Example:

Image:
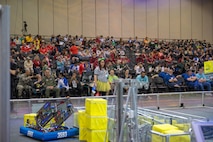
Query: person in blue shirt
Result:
<box><xmin>165</xmin><ymin>68</ymin><xmax>182</xmax><ymax>91</ymax></box>
<box><xmin>182</xmin><ymin>69</ymin><xmax>204</xmax><ymax>91</ymax></box>
<box><xmin>158</xmin><ymin>67</ymin><xmax>169</xmax><ymax>82</ymax></box>
<box><xmin>57</xmin><ymin>72</ymin><xmax>69</xmax><ymax>97</ymax></box>
<box><xmin>136</xmin><ymin>71</ymin><xmax>149</xmax><ymax>90</ymax></box>
<box><xmin>196</xmin><ymin>68</ymin><xmax>211</xmax><ymax>91</ymax></box>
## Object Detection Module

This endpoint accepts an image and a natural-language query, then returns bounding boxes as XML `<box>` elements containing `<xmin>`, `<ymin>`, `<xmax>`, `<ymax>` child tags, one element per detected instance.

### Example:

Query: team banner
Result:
<box><xmin>204</xmin><ymin>60</ymin><xmax>213</xmax><ymax>74</ymax></box>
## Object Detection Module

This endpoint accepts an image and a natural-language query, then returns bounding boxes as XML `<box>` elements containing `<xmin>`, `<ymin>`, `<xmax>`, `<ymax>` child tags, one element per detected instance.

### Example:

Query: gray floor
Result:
<box><xmin>161</xmin><ymin>107</ymin><xmax>213</xmax><ymax>120</ymax></box>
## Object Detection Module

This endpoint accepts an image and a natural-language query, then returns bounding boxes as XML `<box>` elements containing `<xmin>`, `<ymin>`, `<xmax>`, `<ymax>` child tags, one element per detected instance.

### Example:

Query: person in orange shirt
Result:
<box><xmin>69</xmin><ymin>44</ymin><xmax>79</xmax><ymax>57</ymax></box>
<box><xmin>144</xmin><ymin>36</ymin><xmax>150</xmax><ymax>46</ymax></box>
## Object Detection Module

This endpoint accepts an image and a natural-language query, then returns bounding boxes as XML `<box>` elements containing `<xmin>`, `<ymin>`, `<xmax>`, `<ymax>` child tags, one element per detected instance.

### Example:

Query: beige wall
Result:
<box><xmin>4</xmin><ymin>0</ymin><xmax>213</xmax><ymax>43</ymax></box>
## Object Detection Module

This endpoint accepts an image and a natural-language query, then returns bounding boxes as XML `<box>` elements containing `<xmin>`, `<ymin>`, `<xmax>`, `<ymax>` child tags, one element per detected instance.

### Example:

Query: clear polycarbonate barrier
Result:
<box><xmin>10</xmin><ymin>91</ymin><xmax>213</xmax><ymax>118</ymax></box>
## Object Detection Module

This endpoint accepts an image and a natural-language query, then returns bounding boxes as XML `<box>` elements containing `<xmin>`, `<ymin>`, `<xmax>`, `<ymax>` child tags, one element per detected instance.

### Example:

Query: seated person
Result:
<box><xmin>121</xmin><ymin>69</ymin><xmax>132</xmax><ymax>94</ymax></box>
<box><xmin>151</xmin><ymin>67</ymin><xmax>169</xmax><ymax>81</ymax></box>
<box><xmin>57</xmin><ymin>73</ymin><xmax>69</xmax><ymax>97</ymax></box>
<box><xmin>69</xmin><ymin>72</ymin><xmax>82</xmax><ymax>97</ymax></box>
<box><xmin>158</xmin><ymin>67</ymin><xmax>169</xmax><ymax>81</ymax></box>
<box><xmin>136</xmin><ymin>71</ymin><xmax>149</xmax><ymax>91</ymax></box>
<box><xmin>108</xmin><ymin>69</ymin><xmax>119</xmax><ymax>94</ymax></box>
<box><xmin>182</xmin><ymin>69</ymin><xmax>205</xmax><ymax>91</ymax></box>
<box><xmin>196</xmin><ymin>68</ymin><xmax>211</xmax><ymax>91</ymax></box>
<box><xmin>32</xmin><ymin>74</ymin><xmax>44</xmax><ymax>97</ymax></box>
<box><xmin>165</xmin><ymin>68</ymin><xmax>182</xmax><ymax>91</ymax></box>
<box><xmin>122</xmin><ymin>69</ymin><xmax>132</xmax><ymax>79</ymax></box>
<box><xmin>16</xmin><ymin>69</ymin><xmax>34</xmax><ymax>98</ymax></box>
<box><xmin>42</xmin><ymin>69</ymin><xmax>60</xmax><ymax>98</ymax></box>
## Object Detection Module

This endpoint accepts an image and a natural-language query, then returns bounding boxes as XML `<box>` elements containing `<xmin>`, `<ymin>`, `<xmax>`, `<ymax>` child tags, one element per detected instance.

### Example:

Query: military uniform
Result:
<box><xmin>17</xmin><ymin>73</ymin><xmax>32</xmax><ymax>98</ymax></box>
<box><xmin>42</xmin><ymin>76</ymin><xmax>60</xmax><ymax>98</ymax></box>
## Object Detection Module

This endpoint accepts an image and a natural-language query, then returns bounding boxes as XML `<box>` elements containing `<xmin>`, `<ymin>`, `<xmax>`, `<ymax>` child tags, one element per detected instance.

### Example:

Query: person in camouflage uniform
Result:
<box><xmin>42</xmin><ymin>69</ymin><xmax>60</xmax><ymax>98</ymax></box>
<box><xmin>16</xmin><ymin>69</ymin><xmax>34</xmax><ymax>98</ymax></box>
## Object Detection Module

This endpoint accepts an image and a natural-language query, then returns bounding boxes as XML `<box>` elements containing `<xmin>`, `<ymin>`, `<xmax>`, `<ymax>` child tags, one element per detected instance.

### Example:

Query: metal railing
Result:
<box><xmin>10</xmin><ymin>91</ymin><xmax>213</xmax><ymax>118</ymax></box>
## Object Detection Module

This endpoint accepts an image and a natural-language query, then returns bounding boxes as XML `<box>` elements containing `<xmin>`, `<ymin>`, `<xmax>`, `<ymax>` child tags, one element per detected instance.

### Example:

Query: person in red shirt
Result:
<box><xmin>46</xmin><ymin>43</ymin><xmax>54</xmax><ymax>52</ymax></box>
<box><xmin>70</xmin><ymin>44</ymin><xmax>79</xmax><ymax>56</ymax></box>
<box><xmin>10</xmin><ymin>38</ymin><xmax>16</xmax><ymax>48</ymax></box>
<box><xmin>39</xmin><ymin>46</ymin><xmax>48</xmax><ymax>55</ymax></box>
<box><xmin>89</xmin><ymin>52</ymin><xmax>98</xmax><ymax>70</ymax></box>
<box><xmin>79</xmin><ymin>62</ymin><xmax>85</xmax><ymax>76</ymax></box>
<box><xmin>20</xmin><ymin>43</ymin><xmax>32</xmax><ymax>53</ymax></box>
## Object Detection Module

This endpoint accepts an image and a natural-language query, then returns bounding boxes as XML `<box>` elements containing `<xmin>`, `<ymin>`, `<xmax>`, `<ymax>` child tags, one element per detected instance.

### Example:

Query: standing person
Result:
<box><xmin>10</xmin><ymin>56</ymin><xmax>19</xmax><ymax>98</ymax></box>
<box><xmin>94</xmin><ymin>58</ymin><xmax>111</xmax><ymax>96</ymax></box>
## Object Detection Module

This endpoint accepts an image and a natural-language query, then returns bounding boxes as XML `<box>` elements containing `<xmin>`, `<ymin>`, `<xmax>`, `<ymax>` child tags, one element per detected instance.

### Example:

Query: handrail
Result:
<box><xmin>138</xmin><ymin>108</ymin><xmax>189</xmax><ymax>120</ymax></box>
<box><xmin>9</xmin><ymin>91</ymin><xmax>213</xmax><ymax>102</ymax></box>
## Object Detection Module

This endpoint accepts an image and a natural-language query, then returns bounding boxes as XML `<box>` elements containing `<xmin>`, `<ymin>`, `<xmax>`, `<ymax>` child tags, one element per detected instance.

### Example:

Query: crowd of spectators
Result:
<box><xmin>9</xmin><ymin>34</ymin><xmax>213</xmax><ymax>99</ymax></box>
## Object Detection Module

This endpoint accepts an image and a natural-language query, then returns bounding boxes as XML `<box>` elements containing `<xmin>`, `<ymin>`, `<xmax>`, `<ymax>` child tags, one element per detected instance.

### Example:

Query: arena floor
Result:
<box><xmin>10</xmin><ymin>93</ymin><xmax>213</xmax><ymax>142</ymax></box>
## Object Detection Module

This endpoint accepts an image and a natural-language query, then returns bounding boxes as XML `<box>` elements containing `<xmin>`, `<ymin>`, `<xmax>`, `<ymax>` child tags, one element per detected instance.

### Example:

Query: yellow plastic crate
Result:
<box><xmin>73</xmin><ymin>112</ymin><xmax>79</xmax><ymax>128</ymax></box>
<box><xmin>174</xmin><ymin>123</ymin><xmax>190</xmax><ymax>132</ymax></box>
<box><xmin>79</xmin><ymin>127</ymin><xmax>87</xmax><ymax>141</ymax></box>
<box><xmin>86</xmin><ymin>114</ymin><xmax>108</xmax><ymax>130</ymax></box>
<box><xmin>152</xmin><ymin>129</ymin><xmax>190</xmax><ymax>142</ymax></box>
<box><xmin>85</xmin><ymin>98</ymin><xmax>107</xmax><ymax>116</ymax></box>
<box><xmin>24</xmin><ymin>113</ymin><xmax>37</xmax><ymax>127</ymax></box>
<box><xmin>163</xmin><ymin>130</ymin><xmax>190</xmax><ymax>142</ymax></box>
<box><xmin>78</xmin><ymin>110</ymin><xmax>86</xmax><ymax>128</ymax></box>
<box><xmin>152</xmin><ymin>124</ymin><xmax>178</xmax><ymax>133</ymax></box>
<box><xmin>86</xmin><ymin>129</ymin><xmax>108</xmax><ymax>142</ymax></box>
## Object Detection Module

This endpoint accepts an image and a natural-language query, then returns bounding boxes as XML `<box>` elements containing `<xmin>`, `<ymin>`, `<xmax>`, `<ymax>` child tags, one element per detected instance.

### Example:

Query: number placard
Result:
<box><xmin>27</xmin><ymin>131</ymin><xmax>34</xmax><ymax>137</ymax></box>
<box><xmin>57</xmin><ymin>131</ymin><xmax>67</xmax><ymax>138</ymax></box>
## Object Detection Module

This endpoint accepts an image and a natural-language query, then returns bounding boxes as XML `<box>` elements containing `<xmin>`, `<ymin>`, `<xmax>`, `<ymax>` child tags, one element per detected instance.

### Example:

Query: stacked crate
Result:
<box><xmin>78</xmin><ymin>110</ymin><xmax>87</xmax><ymax>141</ymax></box>
<box><xmin>78</xmin><ymin>98</ymin><xmax>108</xmax><ymax>142</ymax></box>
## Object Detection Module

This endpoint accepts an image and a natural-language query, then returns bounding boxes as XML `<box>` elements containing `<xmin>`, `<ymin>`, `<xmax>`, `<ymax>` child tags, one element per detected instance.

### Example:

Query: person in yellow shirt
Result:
<box><xmin>108</xmin><ymin>69</ymin><xmax>119</xmax><ymax>94</ymax></box>
<box><xmin>25</xmin><ymin>34</ymin><xmax>33</xmax><ymax>43</ymax></box>
<box><xmin>33</xmin><ymin>36</ymin><xmax>40</xmax><ymax>53</ymax></box>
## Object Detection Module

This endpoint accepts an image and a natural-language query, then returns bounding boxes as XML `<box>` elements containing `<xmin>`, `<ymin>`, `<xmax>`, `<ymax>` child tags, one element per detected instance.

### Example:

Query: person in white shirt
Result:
<box><xmin>24</xmin><ymin>56</ymin><xmax>34</xmax><ymax>74</ymax></box>
<box><xmin>134</xmin><ymin>62</ymin><xmax>145</xmax><ymax>75</ymax></box>
<box><xmin>57</xmin><ymin>73</ymin><xmax>69</xmax><ymax>97</ymax></box>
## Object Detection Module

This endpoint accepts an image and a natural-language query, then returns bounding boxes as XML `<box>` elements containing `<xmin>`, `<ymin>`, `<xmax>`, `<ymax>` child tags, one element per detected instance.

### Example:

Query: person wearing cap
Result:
<box><xmin>94</xmin><ymin>58</ymin><xmax>111</xmax><ymax>96</ymax></box>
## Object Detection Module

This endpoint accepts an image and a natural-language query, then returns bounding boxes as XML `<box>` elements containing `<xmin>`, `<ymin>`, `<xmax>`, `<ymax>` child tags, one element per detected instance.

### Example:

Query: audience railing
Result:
<box><xmin>10</xmin><ymin>91</ymin><xmax>213</xmax><ymax>118</ymax></box>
